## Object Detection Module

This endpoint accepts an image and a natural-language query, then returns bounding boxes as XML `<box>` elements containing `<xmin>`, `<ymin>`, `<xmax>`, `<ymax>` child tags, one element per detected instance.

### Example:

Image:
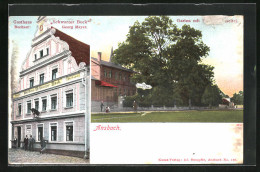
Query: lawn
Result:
<box><xmin>91</xmin><ymin>109</ymin><xmax>243</xmax><ymax>123</ymax></box>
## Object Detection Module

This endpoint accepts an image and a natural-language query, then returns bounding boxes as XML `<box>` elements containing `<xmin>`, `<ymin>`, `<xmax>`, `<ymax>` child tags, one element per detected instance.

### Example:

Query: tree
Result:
<box><xmin>113</xmin><ymin>16</ymin><xmax>216</xmax><ymax>106</ymax></box>
<box><xmin>231</xmin><ymin>91</ymin><xmax>243</xmax><ymax>105</ymax></box>
<box><xmin>201</xmin><ymin>84</ymin><xmax>222</xmax><ymax>107</ymax></box>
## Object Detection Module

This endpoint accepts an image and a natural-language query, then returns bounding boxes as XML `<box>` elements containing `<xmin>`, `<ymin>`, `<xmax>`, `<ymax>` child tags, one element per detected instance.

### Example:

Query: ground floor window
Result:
<box><xmin>65</xmin><ymin>122</ymin><xmax>73</xmax><ymax>141</ymax></box>
<box><xmin>25</xmin><ymin>125</ymin><xmax>32</xmax><ymax>136</ymax></box>
<box><xmin>50</xmin><ymin>123</ymin><xmax>57</xmax><ymax>141</ymax></box>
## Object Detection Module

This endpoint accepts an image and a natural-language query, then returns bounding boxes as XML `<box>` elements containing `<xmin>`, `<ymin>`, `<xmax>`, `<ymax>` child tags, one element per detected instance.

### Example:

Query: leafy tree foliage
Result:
<box><xmin>231</xmin><ymin>91</ymin><xmax>243</xmax><ymax>105</ymax></box>
<box><xmin>201</xmin><ymin>84</ymin><xmax>223</xmax><ymax>107</ymax></box>
<box><xmin>113</xmin><ymin>16</ymin><xmax>220</xmax><ymax>107</ymax></box>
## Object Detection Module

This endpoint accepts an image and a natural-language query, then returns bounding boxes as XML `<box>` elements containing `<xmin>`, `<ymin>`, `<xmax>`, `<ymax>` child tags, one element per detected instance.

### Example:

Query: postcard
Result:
<box><xmin>8</xmin><ymin>14</ymin><xmax>245</xmax><ymax>165</ymax></box>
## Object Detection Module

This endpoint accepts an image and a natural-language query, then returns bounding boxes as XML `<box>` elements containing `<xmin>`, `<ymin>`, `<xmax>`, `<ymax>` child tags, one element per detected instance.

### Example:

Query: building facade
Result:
<box><xmin>91</xmin><ymin>52</ymin><xmax>136</xmax><ymax>112</ymax></box>
<box><xmin>11</xmin><ymin>16</ymin><xmax>90</xmax><ymax>157</ymax></box>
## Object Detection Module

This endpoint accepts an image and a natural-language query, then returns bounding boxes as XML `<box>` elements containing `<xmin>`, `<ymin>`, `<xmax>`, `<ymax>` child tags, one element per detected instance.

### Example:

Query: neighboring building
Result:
<box><xmin>11</xmin><ymin>16</ymin><xmax>90</xmax><ymax>157</ymax></box>
<box><xmin>91</xmin><ymin>52</ymin><xmax>136</xmax><ymax>112</ymax></box>
<box><xmin>219</xmin><ymin>98</ymin><xmax>235</xmax><ymax>109</ymax></box>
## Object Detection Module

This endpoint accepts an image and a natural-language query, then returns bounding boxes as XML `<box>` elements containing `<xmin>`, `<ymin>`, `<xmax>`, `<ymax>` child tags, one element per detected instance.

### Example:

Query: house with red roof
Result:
<box><xmin>11</xmin><ymin>16</ymin><xmax>90</xmax><ymax>157</ymax></box>
<box><xmin>91</xmin><ymin>52</ymin><xmax>136</xmax><ymax>112</ymax></box>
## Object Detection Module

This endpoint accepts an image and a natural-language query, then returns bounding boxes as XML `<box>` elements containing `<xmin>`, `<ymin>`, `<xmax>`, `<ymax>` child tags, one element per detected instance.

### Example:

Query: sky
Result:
<box><xmin>9</xmin><ymin>15</ymin><xmax>243</xmax><ymax>97</ymax></box>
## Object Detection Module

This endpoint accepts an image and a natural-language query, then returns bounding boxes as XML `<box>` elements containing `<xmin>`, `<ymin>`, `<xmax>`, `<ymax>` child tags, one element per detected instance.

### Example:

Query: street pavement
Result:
<box><xmin>8</xmin><ymin>148</ymin><xmax>89</xmax><ymax>165</ymax></box>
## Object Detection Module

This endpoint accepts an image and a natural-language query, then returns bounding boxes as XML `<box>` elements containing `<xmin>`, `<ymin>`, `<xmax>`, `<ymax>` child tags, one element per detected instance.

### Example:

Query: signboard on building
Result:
<box><xmin>136</xmin><ymin>82</ymin><xmax>152</xmax><ymax>90</ymax></box>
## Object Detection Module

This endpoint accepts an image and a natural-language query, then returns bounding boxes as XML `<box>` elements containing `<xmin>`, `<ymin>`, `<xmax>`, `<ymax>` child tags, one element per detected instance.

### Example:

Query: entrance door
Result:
<box><xmin>38</xmin><ymin>126</ymin><xmax>43</xmax><ymax>141</ymax></box>
<box><xmin>17</xmin><ymin>126</ymin><xmax>21</xmax><ymax>148</ymax></box>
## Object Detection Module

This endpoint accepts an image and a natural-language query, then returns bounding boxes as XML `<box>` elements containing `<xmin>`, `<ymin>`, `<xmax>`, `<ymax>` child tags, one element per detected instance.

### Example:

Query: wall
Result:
<box><xmin>13</xmin><ymin>116</ymin><xmax>85</xmax><ymax>144</ymax></box>
<box><xmin>13</xmin><ymin>82</ymin><xmax>82</xmax><ymax>121</ymax></box>
<box><xmin>91</xmin><ymin>80</ymin><xmax>116</xmax><ymax>102</ymax></box>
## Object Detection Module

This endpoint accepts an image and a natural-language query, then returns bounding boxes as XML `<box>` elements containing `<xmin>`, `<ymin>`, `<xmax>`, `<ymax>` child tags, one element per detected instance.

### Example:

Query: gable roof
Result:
<box><xmin>91</xmin><ymin>57</ymin><xmax>133</xmax><ymax>73</ymax></box>
<box><xmin>53</xmin><ymin>27</ymin><xmax>90</xmax><ymax>66</ymax></box>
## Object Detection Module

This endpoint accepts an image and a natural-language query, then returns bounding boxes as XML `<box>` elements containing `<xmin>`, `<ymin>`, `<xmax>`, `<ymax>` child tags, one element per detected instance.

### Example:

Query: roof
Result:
<box><xmin>91</xmin><ymin>57</ymin><xmax>134</xmax><ymax>73</ymax></box>
<box><xmin>95</xmin><ymin>80</ymin><xmax>118</xmax><ymax>88</ymax></box>
<box><xmin>223</xmin><ymin>98</ymin><xmax>231</xmax><ymax>102</ymax></box>
<box><xmin>91</xmin><ymin>75</ymin><xmax>98</xmax><ymax>80</ymax></box>
<box><xmin>52</xmin><ymin>27</ymin><xmax>90</xmax><ymax>66</ymax></box>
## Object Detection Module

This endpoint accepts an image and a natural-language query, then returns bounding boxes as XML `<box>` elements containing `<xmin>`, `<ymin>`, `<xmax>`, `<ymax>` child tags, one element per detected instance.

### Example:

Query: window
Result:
<box><xmin>27</xmin><ymin>101</ymin><xmax>31</xmax><ymax>114</ymax></box>
<box><xmin>123</xmin><ymin>74</ymin><xmax>126</xmax><ymax>81</ymax></box>
<box><xmin>35</xmin><ymin>100</ymin><xmax>39</xmax><ymax>111</ymax></box>
<box><xmin>18</xmin><ymin>104</ymin><xmax>22</xmax><ymax>116</ymax></box>
<box><xmin>30</xmin><ymin>78</ymin><xmax>34</xmax><ymax>88</ymax></box>
<box><xmin>40</xmin><ymin>50</ymin><xmax>43</xmax><ymax>58</ymax></box>
<box><xmin>34</xmin><ymin>54</ymin><xmax>37</xmax><ymax>60</ymax></box>
<box><xmin>115</xmin><ymin>72</ymin><xmax>118</xmax><ymax>80</ymax></box>
<box><xmin>46</xmin><ymin>48</ymin><xmax>49</xmax><ymax>56</ymax></box>
<box><xmin>26</xmin><ymin>125</ymin><xmax>32</xmax><ymax>136</ymax></box>
<box><xmin>52</xmin><ymin>68</ymin><xmax>58</xmax><ymax>80</ymax></box>
<box><xmin>66</xmin><ymin>91</ymin><xmax>73</xmax><ymax>107</ymax></box>
<box><xmin>37</xmin><ymin>124</ymin><xmax>43</xmax><ymax>141</ymax></box>
<box><xmin>50</xmin><ymin>123</ymin><xmax>57</xmax><ymax>141</ymax></box>
<box><xmin>42</xmin><ymin>98</ymin><xmax>47</xmax><ymax>111</ymax></box>
<box><xmin>109</xmin><ymin>70</ymin><xmax>112</xmax><ymax>78</ymax></box>
<box><xmin>104</xmin><ymin>69</ymin><xmax>107</xmax><ymax>78</ymax></box>
<box><xmin>40</xmin><ymin>74</ymin><xmax>44</xmax><ymax>84</ymax></box>
<box><xmin>65</xmin><ymin>122</ymin><xmax>73</xmax><ymax>141</ymax></box>
<box><xmin>119</xmin><ymin>73</ymin><xmax>122</xmax><ymax>80</ymax></box>
<box><xmin>51</xmin><ymin>95</ymin><xmax>57</xmax><ymax>110</ymax></box>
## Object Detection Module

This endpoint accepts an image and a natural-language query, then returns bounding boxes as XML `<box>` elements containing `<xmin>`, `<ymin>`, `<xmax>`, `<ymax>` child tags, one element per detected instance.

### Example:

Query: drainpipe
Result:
<box><xmin>83</xmin><ymin>66</ymin><xmax>90</xmax><ymax>159</ymax></box>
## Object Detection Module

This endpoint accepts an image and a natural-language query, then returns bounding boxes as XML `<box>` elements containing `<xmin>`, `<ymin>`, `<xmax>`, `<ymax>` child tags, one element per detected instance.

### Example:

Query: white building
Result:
<box><xmin>11</xmin><ymin>16</ymin><xmax>90</xmax><ymax>158</ymax></box>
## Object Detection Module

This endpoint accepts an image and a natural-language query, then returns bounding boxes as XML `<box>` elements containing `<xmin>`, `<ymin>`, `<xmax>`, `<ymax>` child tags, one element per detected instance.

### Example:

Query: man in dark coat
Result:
<box><xmin>28</xmin><ymin>135</ymin><xmax>35</xmax><ymax>151</ymax></box>
<box><xmin>13</xmin><ymin>137</ymin><xmax>17</xmax><ymax>148</ymax></box>
<box><xmin>24</xmin><ymin>135</ymin><xmax>28</xmax><ymax>151</ymax></box>
<box><xmin>40</xmin><ymin>137</ymin><xmax>48</xmax><ymax>154</ymax></box>
<box><xmin>100</xmin><ymin>101</ymin><xmax>104</xmax><ymax>112</ymax></box>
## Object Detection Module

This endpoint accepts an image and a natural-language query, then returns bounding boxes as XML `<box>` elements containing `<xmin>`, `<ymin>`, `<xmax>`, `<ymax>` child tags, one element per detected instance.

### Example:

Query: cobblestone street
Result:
<box><xmin>8</xmin><ymin>149</ymin><xmax>89</xmax><ymax>165</ymax></box>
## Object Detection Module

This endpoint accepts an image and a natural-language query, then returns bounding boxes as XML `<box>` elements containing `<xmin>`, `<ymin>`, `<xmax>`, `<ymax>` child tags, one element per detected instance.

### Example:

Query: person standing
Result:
<box><xmin>133</xmin><ymin>101</ymin><xmax>137</xmax><ymax>112</ymax></box>
<box><xmin>105</xmin><ymin>106</ymin><xmax>110</xmax><ymax>113</ymax></box>
<box><xmin>13</xmin><ymin>137</ymin><xmax>17</xmax><ymax>149</ymax></box>
<box><xmin>28</xmin><ymin>135</ymin><xmax>35</xmax><ymax>151</ymax></box>
<box><xmin>31</xmin><ymin>135</ymin><xmax>35</xmax><ymax>151</ymax></box>
<box><xmin>40</xmin><ymin>137</ymin><xmax>48</xmax><ymax>154</ymax></box>
<box><xmin>100</xmin><ymin>101</ymin><xmax>104</xmax><ymax>112</ymax></box>
<box><xmin>28</xmin><ymin>135</ymin><xmax>32</xmax><ymax>151</ymax></box>
<box><xmin>24</xmin><ymin>135</ymin><xmax>28</xmax><ymax>151</ymax></box>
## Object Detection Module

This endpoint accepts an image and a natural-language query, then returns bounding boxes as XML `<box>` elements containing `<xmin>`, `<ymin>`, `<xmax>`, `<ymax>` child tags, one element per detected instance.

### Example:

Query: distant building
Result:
<box><xmin>11</xmin><ymin>16</ymin><xmax>90</xmax><ymax>157</ymax></box>
<box><xmin>91</xmin><ymin>52</ymin><xmax>136</xmax><ymax>112</ymax></box>
<box><xmin>220</xmin><ymin>97</ymin><xmax>234</xmax><ymax>108</ymax></box>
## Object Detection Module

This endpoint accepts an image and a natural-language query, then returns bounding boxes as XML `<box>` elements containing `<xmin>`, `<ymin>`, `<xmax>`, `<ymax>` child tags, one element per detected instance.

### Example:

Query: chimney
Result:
<box><xmin>98</xmin><ymin>52</ymin><xmax>102</xmax><ymax>62</ymax></box>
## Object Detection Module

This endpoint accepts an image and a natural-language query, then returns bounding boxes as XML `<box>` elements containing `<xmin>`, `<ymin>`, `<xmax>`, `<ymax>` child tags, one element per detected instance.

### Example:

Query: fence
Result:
<box><xmin>91</xmin><ymin>101</ymin><xmax>242</xmax><ymax>112</ymax></box>
<box><xmin>91</xmin><ymin>101</ymin><xmax>210</xmax><ymax>112</ymax></box>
